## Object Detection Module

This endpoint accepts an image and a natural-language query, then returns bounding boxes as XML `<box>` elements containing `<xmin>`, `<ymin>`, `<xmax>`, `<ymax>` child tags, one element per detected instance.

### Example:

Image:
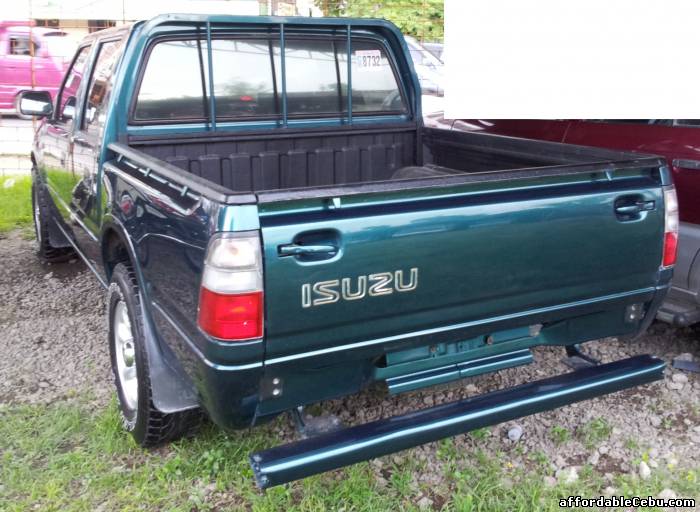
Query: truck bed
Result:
<box><xmin>126</xmin><ymin>125</ymin><xmax>658</xmax><ymax>197</ymax></box>
<box><xmin>107</xmin><ymin>124</ymin><xmax>669</xmax><ymax>415</ymax></box>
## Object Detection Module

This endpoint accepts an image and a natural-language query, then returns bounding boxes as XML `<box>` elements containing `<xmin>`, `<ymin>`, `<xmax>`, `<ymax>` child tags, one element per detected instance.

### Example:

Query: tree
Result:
<box><xmin>314</xmin><ymin>0</ymin><xmax>444</xmax><ymax>41</ymax></box>
<box><xmin>315</xmin><ymin>0</ymin><xmax>345</xmax><ymax>16</ymax></box>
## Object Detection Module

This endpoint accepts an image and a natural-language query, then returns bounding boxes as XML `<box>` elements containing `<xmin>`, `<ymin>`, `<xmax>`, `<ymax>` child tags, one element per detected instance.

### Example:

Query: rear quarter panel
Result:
<box><xmin>102</xmin><ymin>164</ymin><xmax>265</xmax><ymax>426</ymax></box>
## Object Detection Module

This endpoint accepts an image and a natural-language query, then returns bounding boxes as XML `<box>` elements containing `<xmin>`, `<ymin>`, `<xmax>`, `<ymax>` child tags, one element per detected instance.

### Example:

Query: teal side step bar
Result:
<box><xmin>250</xmin><ymin>355</ymin><xmax>664</xmax><ymax>488</ymax></box>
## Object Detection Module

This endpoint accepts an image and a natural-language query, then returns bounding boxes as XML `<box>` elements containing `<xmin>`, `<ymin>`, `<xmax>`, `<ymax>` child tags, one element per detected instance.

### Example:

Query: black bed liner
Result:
<box><xmin>109</xmin><ymin>126</ymin><xmax>664</xmax><ymax>206</ymax></box>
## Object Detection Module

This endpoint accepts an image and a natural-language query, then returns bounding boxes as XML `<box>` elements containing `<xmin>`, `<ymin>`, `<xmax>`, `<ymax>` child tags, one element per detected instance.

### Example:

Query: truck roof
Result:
<box><xmin>78</xmin><ymin>24</ymin><xmax>133</xmax><ymax>44</ymax></box>
<box><xmin>81</xmin><ymin>13</ymin><xmax>405</xmax><ymax>44</ymax></box>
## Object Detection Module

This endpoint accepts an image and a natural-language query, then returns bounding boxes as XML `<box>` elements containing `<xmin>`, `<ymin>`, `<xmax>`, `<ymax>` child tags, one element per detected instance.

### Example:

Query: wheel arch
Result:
<box><xmin>101</xmin><ymin>219</ymin><xmax>199</xmax><ymax>414</ymax></box>
<box><xmin>101</xmin><ymin>223</ymin><xmax>133</xmax><ymax>283</ymax></box>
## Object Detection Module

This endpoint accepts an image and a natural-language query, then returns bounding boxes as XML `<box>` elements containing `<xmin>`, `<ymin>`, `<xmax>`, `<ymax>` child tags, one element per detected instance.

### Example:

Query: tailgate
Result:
<box><xmin>258</xmin><ymin>169</ymin><xmax>665</xmax><ymax>363</ymax></box>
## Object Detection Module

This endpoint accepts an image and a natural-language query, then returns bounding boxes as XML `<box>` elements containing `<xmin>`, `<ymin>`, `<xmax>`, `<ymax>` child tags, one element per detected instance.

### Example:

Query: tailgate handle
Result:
<box><xmin>278</xmin><ymin>244</ymin><xmax>337</xmax><ymax>257</ymax></box>
<box><xmin>614</xmin><ymin>200</ymin><xmax>655</xmax><ymax>217</ymax></box>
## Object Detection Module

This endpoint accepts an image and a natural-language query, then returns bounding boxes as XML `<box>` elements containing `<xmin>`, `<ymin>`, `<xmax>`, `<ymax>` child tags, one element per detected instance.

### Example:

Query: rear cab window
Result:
<box><xmin>132</xmin><ymin>33</ymin><xmax>407</xmax><ymax>124</ymax></box>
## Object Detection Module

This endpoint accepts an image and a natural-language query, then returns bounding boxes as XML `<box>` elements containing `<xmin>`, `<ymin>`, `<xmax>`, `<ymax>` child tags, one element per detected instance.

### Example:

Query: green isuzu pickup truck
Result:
<box><xmin>22</xmin><ymin>14</ymin><xmax>675</xmax><ymax>488</ymax></box>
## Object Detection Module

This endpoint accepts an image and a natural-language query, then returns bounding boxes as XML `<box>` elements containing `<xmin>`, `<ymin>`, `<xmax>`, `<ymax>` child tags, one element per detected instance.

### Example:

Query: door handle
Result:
<box><xmin>615</xmin><ymin>204</ymin><xmax>642</xmax><ymax>215</ymax></box>
<box><xmin>278</xmin><ymin>244</ymin><xmax>337</xmax><ymax>257</ymax></box>
<box><xmin>672</xmin><ymin>158</ymin><xmax>700</xmax><ymax>170</ymax></box>
<box><xmin>614</xmin><ymin>200</ymin><xmax>655</xmax><ymax>218</ymax></box>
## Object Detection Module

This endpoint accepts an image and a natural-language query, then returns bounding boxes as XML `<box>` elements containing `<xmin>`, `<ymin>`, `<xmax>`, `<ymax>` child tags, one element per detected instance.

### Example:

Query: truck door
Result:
<box><xmin>70</xmin><ymin>37</ymin><xmax>125</xmax><ymax>266</ymax></box>
<box><xmin>41</xmin><ymin>44</ymin><xmax>91</xmax><ymax>233</ymax></box>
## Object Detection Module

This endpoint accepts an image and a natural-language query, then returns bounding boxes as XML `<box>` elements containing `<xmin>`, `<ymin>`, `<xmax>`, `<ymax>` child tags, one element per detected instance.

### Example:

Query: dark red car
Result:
<box><xmin>425</xmin><ymin>117</ymin><xmax>700</xmax><ymax>326</ymax></box>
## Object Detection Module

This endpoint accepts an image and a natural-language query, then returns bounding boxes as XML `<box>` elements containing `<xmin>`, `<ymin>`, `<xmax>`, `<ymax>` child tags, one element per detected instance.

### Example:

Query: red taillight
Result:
<box><xmin>198</xmin><ymin>288</ymin><xmax>263</xmax><ymax>340</ymax></box>
<box><xmin>197</xmin><ymin>233</ymin><xmax>264</xmax><ymax>341</ymax></box>
<box><xmin>663</xmin><ymin>231</ymin><xmax>678</xmax><ymax>267</ymax></box>
<box><xmin>662</xmin><ymin>186</ymin><xmax>679</xmax><ymax>268</ymax></box>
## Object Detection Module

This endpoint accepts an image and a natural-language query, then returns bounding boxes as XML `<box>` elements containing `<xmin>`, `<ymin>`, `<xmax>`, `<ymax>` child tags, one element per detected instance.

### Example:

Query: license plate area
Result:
<box><xmin>376</xmin><ymin>325</ymin><xmax>540</xmax><ymax>394</ymax></box>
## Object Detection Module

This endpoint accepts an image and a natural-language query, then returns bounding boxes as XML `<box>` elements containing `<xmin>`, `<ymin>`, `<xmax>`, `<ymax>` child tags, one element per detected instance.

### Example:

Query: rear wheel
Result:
<box><xmin>32</xmin><ymin>183</ymin><xmax>73</xmax><ymax>262</ymax></box>
<box><xmin>108</xmin><ymin>263</ymin><xmax>201</xmax><ymax>446</ymax></box>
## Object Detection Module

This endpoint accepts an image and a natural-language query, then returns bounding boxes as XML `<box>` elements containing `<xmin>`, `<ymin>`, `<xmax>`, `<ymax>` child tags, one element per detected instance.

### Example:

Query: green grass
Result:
<box><xmin>1</xmin><ymin>401</ymin><xmax>698</xmax><ymax>511</ymax></box>
<box><xmin>578</xmin><ymin>418</ymin><xmax>612</xmax><ymax>449</ymax></box>
<box><xmin>549</xmin><ymin>425</ymin><xmax>571</xmax><ymax>445</ymax></box>
<box><xmin>0</xmin><ymin>175</ymin><xmax>32</xmax><ymax>233</ymax></box>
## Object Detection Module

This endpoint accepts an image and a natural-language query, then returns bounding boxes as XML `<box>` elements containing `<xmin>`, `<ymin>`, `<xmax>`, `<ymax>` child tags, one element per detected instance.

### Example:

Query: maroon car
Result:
<box><xmin>425</xmin><ymin>118</ymin><xmax>700</xmax><ymax>327</ymax></box>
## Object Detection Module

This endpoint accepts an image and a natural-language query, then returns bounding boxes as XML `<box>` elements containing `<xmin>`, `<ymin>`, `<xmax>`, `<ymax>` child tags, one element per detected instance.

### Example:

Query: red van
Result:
<box><xmin>426</xmin><ymin>117</ymin><xmax>700</xmax><ymax>327</ymax></box>
<box><xmin>0</xmin><ymin>21</ymin><xmax>73</xmax><ymax>117</ymax></box>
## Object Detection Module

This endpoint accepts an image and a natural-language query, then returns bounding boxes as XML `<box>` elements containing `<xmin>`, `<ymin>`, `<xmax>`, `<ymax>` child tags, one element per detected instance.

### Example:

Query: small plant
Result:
<box><xmin>199</xmin><ymin>448</ymin><xmax>226</xmax><ymax>476</ymax></box>
<box><xmin>389</xmin><ymin>467</ymin><xmax>413</xmax><ymax>498</ymax></box>
<box><xmin>470</xmin><ymin>427</ymin><xmax>491</xmax><ymax>440</ymax></box>
<box><xmin>529</xmin><ymin>450</ymin><xmax>550</xmax><ymax>468</ymax></box>
<box><xmin>436</xmin><ymin>438</ymin><xmax>458</xmax><ymax>461</ymax></box>
<box><xmin>550</xmin><ymin>425</ymin><xmax>570</xmax><ymax>445</ymax></box>
<box><xmin>579</xmin><ymin>418</ymin><xmax>612</xmax><ymax>448</ymax></box>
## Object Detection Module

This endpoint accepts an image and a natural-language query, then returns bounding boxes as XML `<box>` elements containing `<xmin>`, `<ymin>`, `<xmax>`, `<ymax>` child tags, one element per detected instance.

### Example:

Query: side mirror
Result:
<box><xmin>19</xmin><ymin>90</ymin><xmax>53</xmax><ymax>118</ymax></box>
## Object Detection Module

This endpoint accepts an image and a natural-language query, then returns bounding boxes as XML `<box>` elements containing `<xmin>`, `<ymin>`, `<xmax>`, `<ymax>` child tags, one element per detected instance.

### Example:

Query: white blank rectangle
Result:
<box><xmin>444</xmin><ymin>0</ymin><xmax>700</xmax><ymax>119</ymax></box>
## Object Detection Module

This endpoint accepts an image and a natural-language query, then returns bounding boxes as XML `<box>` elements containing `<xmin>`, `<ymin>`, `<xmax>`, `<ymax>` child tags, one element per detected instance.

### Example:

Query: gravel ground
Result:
<box><xmin>1</xmin><ymin>229</ymin><xmax>699</xmax><ymax>496</ymax></box>
<box><xmin>0</xmin><ymin>230</ymin><xmax>110</xmax><ymax>406</ymax></box>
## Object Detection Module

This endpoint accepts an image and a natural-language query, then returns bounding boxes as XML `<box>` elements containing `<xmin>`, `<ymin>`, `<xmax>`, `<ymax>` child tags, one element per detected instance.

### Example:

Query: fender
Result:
<box><xmin>100</xmin><ymin>216</ymin><xmax>199</xmax><ymax>414</ymax></box>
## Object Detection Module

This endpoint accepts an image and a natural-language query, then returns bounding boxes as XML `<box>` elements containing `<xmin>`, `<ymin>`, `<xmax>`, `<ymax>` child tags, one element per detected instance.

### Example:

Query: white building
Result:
<box><xmin>3</xmin><ymin>0</ymin><xmax>278</xmax><ymax>38</ymax></box>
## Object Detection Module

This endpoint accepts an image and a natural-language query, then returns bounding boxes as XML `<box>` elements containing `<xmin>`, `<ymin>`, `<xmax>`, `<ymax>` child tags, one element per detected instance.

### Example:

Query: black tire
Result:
<box><xmin>32</xmin><ymin>183</ymin><xmax>73</xmax><ymax>262</ymax></box>
<box><xmin>108</xmin><ymin>262</ymin><xmax>201</xmax><ymax>447</ymax></box>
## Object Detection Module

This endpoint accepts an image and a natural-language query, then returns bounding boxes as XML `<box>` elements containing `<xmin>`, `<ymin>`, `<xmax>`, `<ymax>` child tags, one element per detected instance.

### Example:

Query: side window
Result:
<box><xmin>673</xmin><ymin>120</ymin><xmax>700</xmax><ymax>127</ymax></box>
<box><xmin>9</xmin><ymin>36</ymin><xmax>37</xmax><ymax>56</ymax></box>
<box><xmin>594</xmin><ymin>120</ymin><xmax>652</xmax><ymax>124</ymax></box>
<box><xmin>134</xmin><ymin>40</ymin><xmax>209</xmax><ymax>121</ymax></box>
<box><xmin>56</xmin><ymin>45</ymin><xmax>92</xmax><ymax>124</ymax></box>
<box><xmin>83</xmin><ymin>39</ymin><xmax>124</xmax><ymax>135</ymax></box>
